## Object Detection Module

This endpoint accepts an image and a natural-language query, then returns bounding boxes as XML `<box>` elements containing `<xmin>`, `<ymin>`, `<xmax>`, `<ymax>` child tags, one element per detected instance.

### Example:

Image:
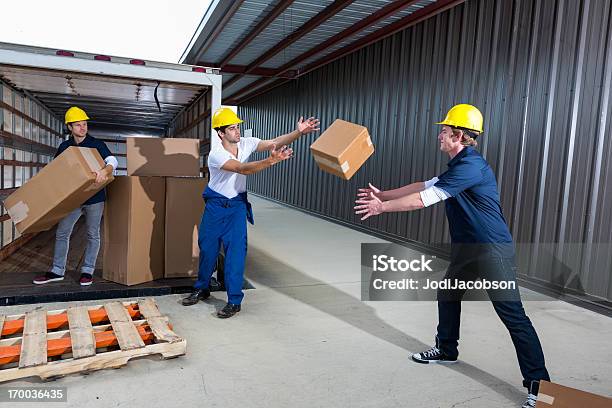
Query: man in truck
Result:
<box><xmin>354</xmin><ymin>104</ymin><xmax>550</xmax><ymax>408</ymax></box>
<box><xmin>182</xmin><ymin>107</ymin><xmax>320</xmax><ymax>318</ymax></box>
<box><xmin>33</xmin><ymin>106</ymin><xmax>117</xmax><ymax>286</ymax></box>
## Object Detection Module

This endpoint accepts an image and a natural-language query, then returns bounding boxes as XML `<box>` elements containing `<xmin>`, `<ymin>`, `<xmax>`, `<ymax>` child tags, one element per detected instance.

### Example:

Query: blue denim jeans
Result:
<box><xmin>51</xmin><ymin>202</ymin><xmax>104</xmax><ymax>276</ymax></box>
<box><xmin>436</xmin><ymin>256</ymin><xmax>550</xmax><ymax>390</ymax></box>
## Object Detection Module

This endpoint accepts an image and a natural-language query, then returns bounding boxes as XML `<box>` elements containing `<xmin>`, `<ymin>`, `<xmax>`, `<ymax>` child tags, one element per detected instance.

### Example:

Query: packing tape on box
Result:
<box><xmin>366</xmin><ymin>136</ymin><xmax>373</xmax><ymax>147</ymax></box>
<box><xmin>7</xmin><ymin>201</ymin><xmax>29</xmax><ymax>224</ymax></box>
<box><xmin>314</xmin><ymin>155</ymin><xmax>350</xmax><ymax>174</ymax></box>
<box><xmin>80</xmin><ymin>148</ymin><xmax>102</xmax><ymax>172</ymax></box>
<box><xmin>537</xmin><ymin>393</ymin><xmax>554</xmax><ymax>405</ymax></box>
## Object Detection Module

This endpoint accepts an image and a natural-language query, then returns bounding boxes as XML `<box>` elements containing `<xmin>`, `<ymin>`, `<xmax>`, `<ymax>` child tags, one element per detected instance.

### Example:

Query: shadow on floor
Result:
<box><xmin>246</xmin><ymin>245</ymin><xmax>525</xmax><ymax>403</ymax></box>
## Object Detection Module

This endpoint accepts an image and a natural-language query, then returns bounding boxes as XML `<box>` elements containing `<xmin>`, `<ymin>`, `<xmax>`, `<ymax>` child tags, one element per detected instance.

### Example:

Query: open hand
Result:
<box><xmin>297</xmin><ymin>116</ymin><xmax>320</xmax><ymax>135</ymax></box>
<box><xmin>270</xmin><ymin>144</ymin><xmax>293</xmax><ymax>164</ymax></box>
<box><xmin>357</xmin><ymin>183</ymin><xmax>383</xmax><ymax>201</ymax></box>
<box><xmin>354</xmin><ymin>192</ymin><xmax>384</xmax><ymax>221</ymax></box>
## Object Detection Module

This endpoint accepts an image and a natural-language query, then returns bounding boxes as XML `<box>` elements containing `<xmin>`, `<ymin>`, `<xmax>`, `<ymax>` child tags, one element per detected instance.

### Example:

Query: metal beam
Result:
<box><xmin>225</xmin><ymin>78</ymin><xmax>291</xmax><ymax>106</ymax></box>
<box><xmin>197</xmin><ymin>64</ymin><xmax>297</xmax><ymax>78</ymax></box>
<box><xmin>218</xmin><ymin>0</ymin><xmax>295</xmax><ymax>67</ymax></box>
<box><xmin>191</xmin><ymin>0</ymin><xmax>246</xmax><ymax>64</ymax></box>
<box><xmin>223</xmin><ymin>0</ymin><xmax>354</xmax><ymax>90</ymax></box>
<box><xmin>32</xmin><ymin>92</ymin><xmax>185</xmax><ymax>109</ymax></box>
<box><xmin>41</xmin><ymin>102</ymin><xmax>178</xmax><ymax>116</ymax></box>
<box><xmin>272</xmin><ymin>0</ymin><xmax>421</xmax><ymax>78</ymax></box>
<box><xmin>224</xmin><ymin>77</ymin><xmax>270</xmax><ymax>102</ymax></box>
<box><xmin>298</xmin><ymin>0</ymin><xmax>465</xmax><ymax>77</ymax></box>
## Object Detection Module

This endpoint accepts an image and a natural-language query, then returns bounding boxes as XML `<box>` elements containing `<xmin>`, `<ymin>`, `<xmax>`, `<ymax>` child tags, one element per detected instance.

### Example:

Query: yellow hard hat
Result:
<box><xmin>212</xmin><ymin>107</ymin><xmax>243</xmax><ymax>129</ymax></box>
<box><xmin>436</xmin><ymin>104</ymin><xmax>484</xmax><ymax>133</ymax></box>
<box><xmin>65</xmin><ymin>106</ymin><xmax>90</xmax><ymax>124</ymax></box>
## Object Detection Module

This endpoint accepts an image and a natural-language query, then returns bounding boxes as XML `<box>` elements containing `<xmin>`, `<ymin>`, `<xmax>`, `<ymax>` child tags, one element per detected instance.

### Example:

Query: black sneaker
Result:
<box><xmin>217</xmin><ymin>303</ymin><xmax>240</xmax><ymax>319</ymax></box>
<box><xmin>33</xmin><ymin>272</ymin><xmax>64</xmax><ymax>285</ymax></box>
<box><xmin>79</xmin><ymin>273</ymin><xmax>93</xmax><ymax>286</ymax></box>
<box><xmin>521</xmin><ymin>393</ymin><xmax>537</xmax><ymax>408</ymax></box>
<box><xmin>411</xmin><ymin>346</ymin><xmax>457</xmax><ymax>364</ymax></box>
<box><xmin>522</xmin><ymin>380</ymin><xmax>540</xmax><ymax>408</ymax></box>
<box><xmin>182</xmin><ymin>289</ymin><xmax>211</xmax><ymax>306</ymax></box>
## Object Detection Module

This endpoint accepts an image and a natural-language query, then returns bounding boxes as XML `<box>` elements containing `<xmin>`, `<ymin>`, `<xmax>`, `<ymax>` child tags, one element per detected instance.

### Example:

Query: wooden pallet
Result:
<box><xmin>0</xmin><ymin>298</ymin><xmax>186</xmax><ymax>382</ymax></box>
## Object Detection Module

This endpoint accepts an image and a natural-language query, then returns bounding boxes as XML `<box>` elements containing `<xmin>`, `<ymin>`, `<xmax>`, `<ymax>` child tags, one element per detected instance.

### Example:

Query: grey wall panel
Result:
<box><xmin>240</xmin><ymin>0</ymin><xmax>612</xmax><ymax>302</ymax></box>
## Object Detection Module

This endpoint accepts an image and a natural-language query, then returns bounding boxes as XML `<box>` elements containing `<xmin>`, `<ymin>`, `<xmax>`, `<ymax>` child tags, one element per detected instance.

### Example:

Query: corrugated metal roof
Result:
<box><xmin>182</xmin><ymin>0</ymin><xmax>461</xmax><ymax>103</ymax></box>
<box><xmin>296</xmin><ymin>1</ymin><xmax>435</xmax><ymax>69</ymax></box>
<box><xmin>261</xmin><ymin>0</ymin><xmax>435</xmax><ymax>69</ymax></box>
<box><xmin>229</xmin><ymin>0</ymin><xmax>335</xmax><ymax>66</ymax></box>
<box><xmin>203</xmin><ymin>0</ymin><xmax>279</xmax><ymax>63</ymax></box>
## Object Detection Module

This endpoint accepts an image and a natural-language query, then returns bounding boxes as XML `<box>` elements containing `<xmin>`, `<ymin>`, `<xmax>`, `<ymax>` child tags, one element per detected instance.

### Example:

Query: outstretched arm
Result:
<box><xmin>358</xmin><ymin>182</ymin><xmax>425</xmax><ymax>201</ymax></box>
<box><xmin>256</xmin><ymin>117</ymin><xmax>320</xmax><ymax>152</ymax></box>
<box><xmin>222</xmin><ymin>145</ymin><xmax>293</xmax><ymax>175</ymax></box>
<box><xmin>354</xmin><ymin>191</ymin><xmax>425</xmax><ymax>221</ymax></box>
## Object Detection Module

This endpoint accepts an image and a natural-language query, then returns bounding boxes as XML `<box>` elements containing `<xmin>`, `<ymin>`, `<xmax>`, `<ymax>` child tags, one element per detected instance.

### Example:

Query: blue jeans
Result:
<box><xmin>436</xmin><ymin>256</ymin><xmax>550</xmax><ymax>390</ymax></box>
<box><xmin>51</xmin><ymin>202</ymin><xmax>104</xmax><ymax>276</ymax></box>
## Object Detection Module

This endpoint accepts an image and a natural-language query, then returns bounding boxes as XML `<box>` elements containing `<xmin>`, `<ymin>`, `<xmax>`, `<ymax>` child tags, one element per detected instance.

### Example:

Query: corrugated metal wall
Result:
<box><xmin>240</xmin><ymin>0</ymin><xmax>612</xmax><ymax>303</ymax></box>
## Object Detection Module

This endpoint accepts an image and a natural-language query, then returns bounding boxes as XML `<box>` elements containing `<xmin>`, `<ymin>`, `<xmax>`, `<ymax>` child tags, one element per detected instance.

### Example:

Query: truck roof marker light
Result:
<box><xmin>94</xmin><ymin>55</ymin><xmax>111</xmax><ymax>61</ymax></box>
<box><xmin>192</xmin><ymin>67</ymin><xmax>206</xmax><ymax>72</ymax></box>
<box><xmin>130</xmin><ymin>59</ymin><xmax>146</xmax><ymax>65</ymax></box>
<box><xmin>56</xmin><ymin>50</ymin><xmax>74</xmax><ymax>57</ymax></box>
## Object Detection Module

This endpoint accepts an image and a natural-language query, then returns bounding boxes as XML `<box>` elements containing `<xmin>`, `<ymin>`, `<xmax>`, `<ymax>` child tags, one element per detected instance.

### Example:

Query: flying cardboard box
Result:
<box><xmin>164</xmin><ymin>177</ymin><xmax>208</xmax><ymax>278</ymax></box>
<box><xmin>3</xmin><ymin>146</ymin><xmax>113</xmax><ymax>234</ymax></box>
<box><xmin>536</xmin><ymin>381</ymin><xmax>611</xmax><ymax>407</ymax></box>
<box><xmin>126</xmin><ymin>137</ymin><xmax>200</xmax><ymax>177</ymax></box>
<box><xmin>103</xmin><ymin>176</ymin><xmax>165</xmax><ymax>285</ymax></box>
<box><xmin>310</xmin><ymin>119</ymin><xmax>374</xmax><ymax>180</ymax></box>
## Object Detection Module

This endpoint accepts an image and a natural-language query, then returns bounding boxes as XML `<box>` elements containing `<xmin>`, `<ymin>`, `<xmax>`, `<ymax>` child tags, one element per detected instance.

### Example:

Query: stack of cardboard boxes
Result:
<box><xmin>2</xmin><ymin>137</ymin><xmax>208</xmax><ymax>287</ymax></box>
<box><xmin>103</xmin><ymin>137</ymin><xmax>208</xmax><ymax>285</ymax></box>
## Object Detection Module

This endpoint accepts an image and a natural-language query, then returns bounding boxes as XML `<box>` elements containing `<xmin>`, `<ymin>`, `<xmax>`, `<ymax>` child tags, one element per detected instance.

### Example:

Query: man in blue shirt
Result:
<box><xmin>33</xmin><ymin>106</ymin><xmax>117</xmax><ymax>286</ymax></box>
<box><xmin>355</xmin><ymin>104</ymin><xmax>549</xmax><ymax>408</ymax></box>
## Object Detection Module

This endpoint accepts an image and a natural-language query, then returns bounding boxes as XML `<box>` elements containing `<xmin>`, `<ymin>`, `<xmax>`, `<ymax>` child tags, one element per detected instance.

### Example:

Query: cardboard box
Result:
<box><xmin>127</xmin><ymin>137</ymin><xmax>200</xmax><ymax>177</ymax></box>
<box><xmin>536</xmin><ymin>381</ymin><xmax>611</xmax><ymax>407</ymax></box>
<box><xmin>310</xmin><ymin>119</ymin><xmax>374</xmax><ymax>180</ymax></box>
<box><xmin>164</xmin><ymin>177</ymin><xmax>208</xmax><ymax>278</ymax></box>
<box><xmin>3</xmin><ymin>147</ymin><xmax>113</xmax><ymax>234</ymax></box>
<box><xmin>103</xmin><ymin>176</ymin><xmax>165</xmax><ymax>285</ymax></box>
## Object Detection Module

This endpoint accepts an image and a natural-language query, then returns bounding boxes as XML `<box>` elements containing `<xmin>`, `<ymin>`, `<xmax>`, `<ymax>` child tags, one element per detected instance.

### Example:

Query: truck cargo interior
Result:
<box><xmin>0</xmin><ymin>43</ymin><xmax>224</xmax><ymax>304</ymax></box>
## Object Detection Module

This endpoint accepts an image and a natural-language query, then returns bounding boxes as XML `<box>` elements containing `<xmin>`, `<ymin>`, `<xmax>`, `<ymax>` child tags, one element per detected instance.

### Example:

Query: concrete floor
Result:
<box><xmin>1</xmin><ymin>195</ymin><xmax>611</xmax><ymax>407</ymax></box>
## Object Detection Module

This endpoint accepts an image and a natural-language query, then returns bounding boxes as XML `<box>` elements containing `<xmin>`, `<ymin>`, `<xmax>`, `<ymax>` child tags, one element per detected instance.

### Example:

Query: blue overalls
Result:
<box><xmin>194</xmin><ymin>186</ymin><xmax>254</xmax><ymax>305</ymax></box>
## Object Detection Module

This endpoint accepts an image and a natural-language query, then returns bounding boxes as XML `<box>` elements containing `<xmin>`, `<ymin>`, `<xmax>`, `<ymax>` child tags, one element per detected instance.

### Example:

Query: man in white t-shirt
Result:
<box><xmin>182</xmin><ymin>107</ymin><xmax>320</xmax><ymax>318</ymax></box>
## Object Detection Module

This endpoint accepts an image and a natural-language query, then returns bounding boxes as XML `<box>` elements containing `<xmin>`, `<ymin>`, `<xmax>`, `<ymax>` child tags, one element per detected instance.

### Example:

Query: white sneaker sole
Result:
<box><xmin>80</xmin><ymin>281</ymin><xmax>93</xmax><ymax>286</ymax></box>
<box><xmin>411</xmin><ymin>355</ymin><xmax>458</xmax><ymax>365</ymax></box>
<box><xmin>33</xmin><ymin>277</ymin><xmax>64</xmax><ymax>284</ymax></box>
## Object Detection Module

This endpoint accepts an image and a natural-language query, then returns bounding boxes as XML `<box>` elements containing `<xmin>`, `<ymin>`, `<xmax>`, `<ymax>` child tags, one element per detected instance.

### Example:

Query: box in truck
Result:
<box><xmin>127</xmin><ymin>137</ymin><xmax>200</xmax><ymax>177</ymax></box>
<box><xmin>3</xmin><ymin>147</ymin><xmax>113</xmax><ymax>234</ymax></box>
<box><xmin>0</xmin><ymin>41</ymin><xmax>222</xmax><ymax>262</ymax></box>
<box><xmin>103</xmin><ymin>176</ymin><xmax>166</xmax><ymax>286</ymax></box>
<box><xmin>164</xmin><ymin>176</ymin><xmax>208</xmax><ymax>278</ymax></box>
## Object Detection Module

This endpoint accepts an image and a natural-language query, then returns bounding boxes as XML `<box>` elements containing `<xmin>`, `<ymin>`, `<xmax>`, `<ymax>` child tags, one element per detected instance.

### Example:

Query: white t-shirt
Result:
<box><xmin>207</xmin><ymin>137</ymin><xmax>262</xmax><ymax>198</ymax></box>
